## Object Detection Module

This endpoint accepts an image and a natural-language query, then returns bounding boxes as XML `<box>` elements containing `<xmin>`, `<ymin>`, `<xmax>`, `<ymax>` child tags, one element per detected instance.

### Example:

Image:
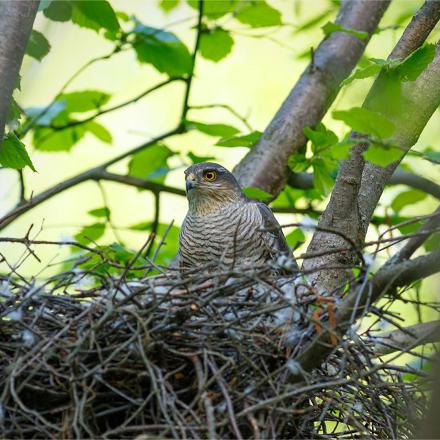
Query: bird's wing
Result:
<box><xmin>255</xmin><ymin>202</ymin><xmax>291</xmax><ymax>255</ymax></box>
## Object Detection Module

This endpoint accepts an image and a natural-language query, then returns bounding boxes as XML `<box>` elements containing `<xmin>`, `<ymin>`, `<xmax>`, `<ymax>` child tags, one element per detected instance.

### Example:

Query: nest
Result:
<box><xmin>0</xmin><ymin>263</ymin><xmax>427</xmax><ymax>439</ymax></box>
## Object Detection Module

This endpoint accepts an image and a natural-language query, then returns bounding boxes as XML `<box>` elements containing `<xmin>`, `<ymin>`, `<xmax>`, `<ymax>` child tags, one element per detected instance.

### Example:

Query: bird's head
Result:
<box><xmin>184</xmin><ymin>162</ymin><xmax>244</xmax><ymax>212</ymax></box>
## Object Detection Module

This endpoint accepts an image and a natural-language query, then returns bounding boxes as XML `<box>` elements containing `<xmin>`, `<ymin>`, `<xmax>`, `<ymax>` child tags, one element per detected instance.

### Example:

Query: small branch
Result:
<box><xmin>189</xmin><ymin>104</ymin><xmax>253</xmax><ymax>131</ymax></box>
<box><xmin>45</xmin><ymin>77</ymin><xmax>185</xmax><ymax>133</ymax></box>
<box><xmin>145</xmin><ymin>192</ymin><xmax>160</xmax><ymax>257</ymax></box>
<box><xmin>17</xmin><ymin>169</ymin><xmax>26</xmax><ymax>203</ymax></box>
<box><xmin>385</xmin><ymin>206</ymin><xmax>440</xmax><ymax>265</ymax></box>
<box><xmin>369</xmin><ymin>320</ymin><xmax>440</xmax><ymax>356</ymax></box>
<box><xmin>0</xmin><ymin>129</ymin><xmax>182</xmax><ymax>231</ymax></box>
<box><xmin>181</xmin><ymin>0</ymin><xmax>204</xmax><ymax>120</ymax></box>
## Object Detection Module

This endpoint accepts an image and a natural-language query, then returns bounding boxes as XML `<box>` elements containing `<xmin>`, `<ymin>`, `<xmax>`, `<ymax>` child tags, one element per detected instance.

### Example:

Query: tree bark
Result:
<box><xmin>303</xmin><ymin>2</ymin><xmax>440</xmax><ymax>293</ymax></box>
<box><xmin>0</xmin><ymin>0</ymin><xmax>39</xmax><ymax>144</ymax></box>
<box><xmin>233</xmin><ymin>0</ymin><xmax>390</xmax><ymax>195</ymax></box>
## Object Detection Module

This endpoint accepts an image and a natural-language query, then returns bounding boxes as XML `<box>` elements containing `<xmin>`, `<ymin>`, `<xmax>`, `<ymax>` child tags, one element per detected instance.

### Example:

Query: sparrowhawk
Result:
<box><xmin>178</xmin><ymin>162</ymin><xmax>294</xmax><ymax>271</ymax></box>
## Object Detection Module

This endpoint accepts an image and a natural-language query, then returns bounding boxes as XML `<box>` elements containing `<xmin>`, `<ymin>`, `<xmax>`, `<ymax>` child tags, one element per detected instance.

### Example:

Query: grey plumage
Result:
<box><xmin>178</xmin><ymin>162</ymin><xmax>293</xmax><ymax>271</ymax></box>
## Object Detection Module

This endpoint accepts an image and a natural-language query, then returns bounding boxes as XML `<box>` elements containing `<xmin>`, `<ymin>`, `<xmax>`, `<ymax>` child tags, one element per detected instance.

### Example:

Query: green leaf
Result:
<box><xmin>342</xmin><ymin>63</ymin><xmax>382</xmax><ymax>86</ymax></box>
<box><xmin>235</xmin><ymin>1</ymin><xmax>282</xmax><ymax>27</ymax></box>
<box><xmin>25</xmin><ymin>101</ymin><xmax>67</xmax><ymax>126</ymax></box>
<box><xmin>0</xmin><ymin>133</ymin><xmax>36</xmax><ymax>171</ymax></box>
<box><xmin>424</xmin><ymin>232</ymin><xmax>440</xmax><ymax>252</ymax></box>
<box><xmin>33</xmin><ymin>125</ymin><xmax>88</xmax><ymax>151</ymax></box>
<box><xmin>288</xmin><ymin>153</ymin><xmax>309</xmax><ymax>172</ymax></box>
<box><xmin>187</xmin><ymin>152</ymin><xmax>216</xmax><ymax>163</ymax></box>
<box><xmin>129</xmin><ymin>221</ymin><xmax>151</xmax><ymax>231</ymax></box>
<box><xmin>332</xmin><ymin>107</ymin><xmax>396</xmax><ymax>139</ymax></box>
<box><xmin>58</xmin><ymin>90</ymin><xmax>111</xmax><ymax>113</ymax></box>
<box><xmin>88</xmin><ymin>207</ymin><xmax>110</xmax><ymax>218</ymax></box>
<box><xmin>72</xmin><ymin>0</ymin><xmax>120</xmax><ymax>33</ymax></box>
<box><xmin>216</xmin><ymin>131</ymin><xmax>261</xmax><ymax>147</ymax></box>
<box><xmin>85</xmin><ymin>121</ymin><xmax>112</xmax><ymax>143</ymax></box>
<box><xmin>160</xmin><ymin>0</ymin><xmax>180</xmax><ymax>12</ymax></box>
<box><xmin>242</xmin><ymin>187</ymin><xmax>273</xmax><ymax>200</ymax></box>
<box><xmin>132</xmin><ymin>24</ymin><xmax>192</xmax><ymax>76</ymax></box>
<box><xmin>331</xmin><ymin>140</ymin><xmax>353</xmax><ymax>160</ymax></box>
<box><xmin>423</xmin><ymin>147</ymin><xmax>440</xmax><ymax>163</ymax></box>
<box><xmin>391</xmin><ymin>190</ymin><xmax>427</xmax><ymax>212</ymax></box>
<box><xmin>303</xmin><ymin>123</ymin><xmax>338</xmax><ymax>152</ymax></box>
<box><xmin>26</xmin><ymin>30</ymin><xmax>51</xmax><ymax>61</ymax></box>
<box><xmin>128</xmin><ymin>143</ymin><xmax>174</xmax><ymax>183</ymax></box>
<box><xmin>199</xmin><ymin>28</ymin><xmax>234</xmax><ymax>62</ymax></box>
<box><xmin>393</xmin><ymin>43</ymin><xmax>436</xmax><ymax>81</ymax></box>
<box><xmin>362</xmin><ymin>143</ymin><xmax>404</xmax><ymax>167</ymax></box>
<box><xmin>43</xmin><ymin>1</ymin><xmax>72</xmax><ymax>22</ymax></box>
<box><xmin>185</xmin><ymin>120</ymin><xmax>240</xmax><ymax>137</ymax></box>
<box><xmin>75</xmin><ymin>223</ymin><xmax>106</xmax><ymax>245</ymax></box>
<box><xmin>312</xmin><ymin>159</ymin><xmax>334</xmax><ymax>196</ymax></box>
<box><xmin>322</xmin><ymin>21</ymin><xmax>368</xmax><ymax>40</ymax></box>
<box><xmin>38</xmin><ymin>0</ymin><xmax>52</xmax><ymax>11</ymax></box>
<box><xmin>187</xmin><ymin>0</ymin><xmax>237</xmax><ymax>19</ymax></box>
<box><xmin>6</xmin><ymin>98</ymin><xmax>22</xmax><ymax>130</ymax></box>
<box><xmin>285</xmin><ymin>228</ymin><xmax>305</xmax><ymax>248</ymax></box>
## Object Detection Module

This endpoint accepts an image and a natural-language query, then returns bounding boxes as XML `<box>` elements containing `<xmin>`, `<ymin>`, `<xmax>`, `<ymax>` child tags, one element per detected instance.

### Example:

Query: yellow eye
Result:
<box><xmin>203</xmin><ymin>170</ymin><xmax>217</xmax><ymax>181</ymax></box>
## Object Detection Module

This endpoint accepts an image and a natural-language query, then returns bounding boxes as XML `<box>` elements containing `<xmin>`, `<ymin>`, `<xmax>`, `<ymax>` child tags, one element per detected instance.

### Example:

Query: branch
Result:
<box><xmin>288</xmin><ymin>168</ymin><xmax>440</xmax><ymax>200</ymax></box>
<box><xmin>0</xmin><ymin>129</ymin><xmax>182</xmax><ymax>231</ymax></box>
<box><xmin>369</xmin><ymin>320</ymin><xmax>440</xmax><ymax>356</ymax></box>
<box><xmin>304</xmin><ymin>2</ymin><xmax>440</xmax><ymax>293</ymax></box>
<box><xmin>233</xmin><ymin>0</ymin><xmax>390</xmax><ymax>195</ymax></box>
<box><xmin>385</xmin><ymin>206</ymin><xmax>440</xmax><ymax>265</ymax></box>
<box><xmin>292</xmin><ymin>248</ymin><xmax>440</xmax><ymax>379</ymax></box>
<box><xmin>0</xmin><ymin>1</ymin><xmax>39</xmax><ymax>143</ymax></box>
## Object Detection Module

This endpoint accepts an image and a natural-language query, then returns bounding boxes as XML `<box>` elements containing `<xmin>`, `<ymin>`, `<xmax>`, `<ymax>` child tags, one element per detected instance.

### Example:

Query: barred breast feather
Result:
<box><xmin>179</xmin><ymin>200</ymin><xmax>288</xmax><ymax>270</ymax></box>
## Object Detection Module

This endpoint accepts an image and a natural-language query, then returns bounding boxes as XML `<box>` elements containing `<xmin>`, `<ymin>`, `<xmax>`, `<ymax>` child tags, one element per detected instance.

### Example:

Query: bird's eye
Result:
<box><xmin>203</xmin><ymin>170</ymin><xmax>217</xmax><ymax>181</ymax></box>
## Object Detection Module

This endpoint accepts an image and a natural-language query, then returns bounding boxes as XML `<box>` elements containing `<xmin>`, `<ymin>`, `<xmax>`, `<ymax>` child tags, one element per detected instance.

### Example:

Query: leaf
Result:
<box><xmin>72</xmin><ymin>0</ymin><xmax>120</xmax><ymax>33</ymax></box>
<box><xmin>393</xmin><ymin>43</ymin><xmax>436</xmax><ymax>81</ymax></box>
<box><xmin>33</xmin><ymin>125</ymin><xmax>88</xmax><ymax>151</ymax></box>
<box><xmin>312</xmin><ymin>159</ymin><xmax>334</xmax><ymax>196</ymax></box>
<box><xmin>85</xmin><ymin>121</ymin><xmax>112</xmax><ymax>143</ymax></box>
<box><xmin>303</xmin><ymin>123</ymin><xmax>338</xmax><ymax>152</ymax></box>
<box><xmin>43</xmin><ymin>1</ymin><xmax>72</xmax><ymax>22</ymax></box>
<box><xmin>38</xmin><ymin>0</ymin><xmax>52</xmax><ymax>11</ymax></box>
<box><xmin>132</xmin><ymin>24</ymin><xmax>192</xmax><ymax>76</ymax></box>
<box><xmin>242</xmin><ymin>187</ymin><xmax>273</xmax><ymax>200</ymax></box>
<box><xmin>362</xmin><ymin>143</ymin><xmax>404</xmax><ymax>167</ymax></box>
<box><xmin>288</xmin><ymin>153</ymin><xmax>309</xmax><ymax>172</ymax></box>
<box><xmin>160</xmin><ymin>0</ymin><xmax>180</xmax><ymax>12</ymax></box>
<box><xmin>128</xmin><ymin>144</ymin><xmax>174</xmax><ymax>183</ymax></box>
<box><xmin>6</xmin><ymin>98</ymin><xmax>22</xmax><ymax>131</ymax></box>
<box><xmin>187</xmin><ymin>0</ymin><xmax>237</xmax><ymax>19</ymax></box>
<box><xmin>235</xmin><ymin>1</ymin><xmax>282</xmax><ymax>27</ymax></box>
<box><xmin>88</xmin><ymin>207</ymin><xmax>111</xmax><ymax>218</ymax></box>
<box><xmin>58</xmin><ymin>90</ymin><xmax>111</xmax><ymax>113</ymax></box>
<box><xmin>322</xmin><ymin>21</ymin><xmax>368</xmax><ymax>40</ymax></box>
<box><xmin>424</xmin><ymin>232</ymin><xmax>440</xmax><ymax>252</ymax></box>
<box><xmin>185</xmin><ymin>120</ymin><xmax>240</xmax><ymax>137</ymax></box>
<box><xmin>187</xmin><ymin>152</ymin><xmax>216</xmax><ymax>163</ymax></box>
<box><xmin>332</xmin><ymin>107</ymin><xmax>396</xmax><ymax>139</ymax></box>
<box><xmin>75</xmin><ymin>223</ymin><xmax>106</xmax><ymax>245</ymax></box>
<box><xmin>26</xmin><ymin>30</ymin><xmax>51</xmax><ymax>61</ymax></box>
<box><xmin>199</xmin><ymin>28</ymin><xmax>234</xmax><ymax>62</ymax></box>
<box><xmin>342</xmin><ymin>63</ymin><xmax>382</xmax><ymax>86</ymax></box>
<box><xmin>0</xmin><ymin>133</ymin><xmax>36</xmax><ymax>171</ymax></box>
<box><xmin>391</xmin><ymin>190</ymin><xmax>427</xmax><ymax>212</ymax></box>
<box><xmin>129</xmin><ymin>221</ymin><xmax>151</xmax><ymax>231</ymax></box>
<box><xmin>285</xmin><ymin>228</ymin><xmax>305</xmax><ymax>248</ymax></box>
<box><xmin>216</xmin><ymin>131</ymin><xmax>261</xmax><ymax>147</ymax></box>
<box><xmin>331</xmin><ymin>140</ymin><xmax>353</xmax><ymax>160</ymax></box>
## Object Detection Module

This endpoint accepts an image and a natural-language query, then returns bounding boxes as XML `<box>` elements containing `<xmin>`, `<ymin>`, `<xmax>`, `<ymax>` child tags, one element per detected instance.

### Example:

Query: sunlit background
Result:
<box><xmin>0</xmin><ymin>0</ymin><xmax>438</xmax><ymax>325</ymax></box>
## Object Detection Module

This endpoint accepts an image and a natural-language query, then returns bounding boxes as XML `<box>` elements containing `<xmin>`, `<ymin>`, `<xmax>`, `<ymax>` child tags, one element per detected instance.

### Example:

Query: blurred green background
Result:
<box><xmin>0</xmin><ymin>0</ymin><xmax>438</xmax><ymax>308</ymax></box>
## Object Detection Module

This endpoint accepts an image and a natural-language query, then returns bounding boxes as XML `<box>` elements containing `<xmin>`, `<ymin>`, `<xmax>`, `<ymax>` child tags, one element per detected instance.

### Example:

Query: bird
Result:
<box><xmin>178</xmin><ymin>162</ymin><xmax>295</xmax><ymax>272</ymax></box>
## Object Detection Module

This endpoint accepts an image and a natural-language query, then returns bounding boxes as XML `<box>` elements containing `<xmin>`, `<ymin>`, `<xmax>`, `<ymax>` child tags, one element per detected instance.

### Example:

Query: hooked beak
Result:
<box><xmin>185</xmin><ymin>173</ymin><xmax>196</xmax><ymax>192</ymax></box>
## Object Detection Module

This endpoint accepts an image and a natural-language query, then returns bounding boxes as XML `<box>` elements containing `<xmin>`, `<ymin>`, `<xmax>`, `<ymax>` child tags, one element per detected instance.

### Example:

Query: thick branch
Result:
<box><xmin>304</xmin><ymin>3</ymin><xmax>440</xmax><ymax>293</ymax></box>
<box><xmin>233</xmin><ymin>0</ymin><xmax>390</xmax><ymax>195</ymax></box>
<box><xmin>369</xmin><ymin>320</ymin><xmax>440</xmax><ymax>356</ymax></box>
<box><xmin>293</xmin><ymin>248</ymin><xmax>440</xmax><ymax>379</ymax></box>
<box><xmin>0</xmin><ymin>1</ymin><xmax>39</xmax><ymax>143</ymax></box>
